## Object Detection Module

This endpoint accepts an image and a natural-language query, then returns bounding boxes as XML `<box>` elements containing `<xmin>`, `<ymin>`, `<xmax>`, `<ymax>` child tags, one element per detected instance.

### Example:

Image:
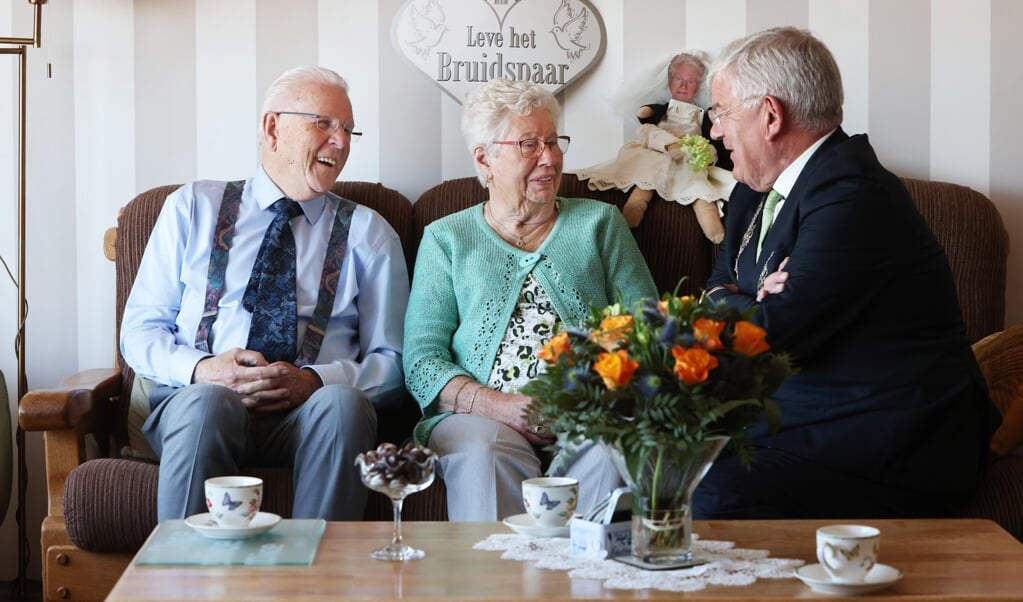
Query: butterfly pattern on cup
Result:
<box><xmin>223</xmin><ymin>492</ymin><xmax>243</xmax><ymax>511</ymax></box>
<box><xmin>205</xmin><ymin>491</ymin><xmax>261</xmax><ymax>520</ymax></box>
<box><xmin>524</xmin><ymin>490</ymin><xmax>578</xmax><ymax>521</ymax></box>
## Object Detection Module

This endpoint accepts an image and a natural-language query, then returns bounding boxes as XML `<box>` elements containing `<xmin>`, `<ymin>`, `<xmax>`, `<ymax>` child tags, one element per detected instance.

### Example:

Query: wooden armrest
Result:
<box><xmin>19</xmin><ymin>368</ymin><xmax>122</xmax><ymax>432</ymax></box>
<box><xmin>103</xmin><ymin>226</ymin><xmax>117</xmax><ymax>261</ymax></box>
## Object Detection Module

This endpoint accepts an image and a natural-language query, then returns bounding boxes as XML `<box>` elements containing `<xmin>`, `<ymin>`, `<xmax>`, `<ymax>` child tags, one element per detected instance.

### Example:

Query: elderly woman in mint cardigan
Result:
<box><xmin>404</xmin><ymin>78</ymin><xmax>657</xmax><ymax>522</ymax></box>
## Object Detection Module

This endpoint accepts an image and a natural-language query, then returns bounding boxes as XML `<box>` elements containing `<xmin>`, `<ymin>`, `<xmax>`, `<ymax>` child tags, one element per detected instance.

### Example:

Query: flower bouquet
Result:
<box><xmin>522</xmin><ymin>291</ymin><xmax>795</xmax><ymax>564</ymax></box>
<box><xmin>678</xmin><ymin>134</ymin><xmax>714</xmax><ymax>172</ymax></box>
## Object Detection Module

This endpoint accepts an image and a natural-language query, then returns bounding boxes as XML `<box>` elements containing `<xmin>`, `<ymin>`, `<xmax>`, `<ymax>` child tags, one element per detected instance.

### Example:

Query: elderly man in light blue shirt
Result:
<box><xmin>120</xmin><ymin>66</ymin><xmax>409</xmax><ymax>522</ymax></box>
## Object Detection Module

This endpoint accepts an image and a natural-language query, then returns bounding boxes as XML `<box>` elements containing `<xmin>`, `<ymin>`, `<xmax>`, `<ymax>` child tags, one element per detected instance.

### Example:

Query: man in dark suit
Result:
<box><xmin>699</xmin><ymin>27</ymin><xmax>997</xmax><ymax>519</ymax></box>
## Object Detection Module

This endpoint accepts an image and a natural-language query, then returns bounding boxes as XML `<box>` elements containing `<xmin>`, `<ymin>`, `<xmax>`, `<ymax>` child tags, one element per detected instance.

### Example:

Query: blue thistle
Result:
<box><xmin>562</xmin><ymin>366</ymin><xmax>592</xmax><ymax>393</ymax></box>
<box><xmin>659</xmin><ymin>318</ymin><xmax>679</xmax><ymax>344</ymax></box>
<box><xmin>635</xmin><ymin>373</ymin><xmax>664</xmax><ymax>398</ymax></box>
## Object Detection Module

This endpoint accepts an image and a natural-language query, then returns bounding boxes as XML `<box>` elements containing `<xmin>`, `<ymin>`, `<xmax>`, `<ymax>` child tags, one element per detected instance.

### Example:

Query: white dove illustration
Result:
<box><xmin>408</xmin><ymin>0</ymin><xmax>448</xmax><ymax>57</ymax></box>
<box><xmin>550</xmin><ymin>0</ymin><xmax>590</xmax><ymax>61</ymax></box>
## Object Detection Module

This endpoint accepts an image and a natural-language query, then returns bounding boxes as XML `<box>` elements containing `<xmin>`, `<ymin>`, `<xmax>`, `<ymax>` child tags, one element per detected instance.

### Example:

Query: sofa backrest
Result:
<box><xmin>901</xmin><ymin>177</ymin><xmax>1008</xmax><ymax>342</ymax></box>
<box><xmin>412</xmin><ymin>174</ymin><xmax>1008</xmax><ymax>344</ymax></box>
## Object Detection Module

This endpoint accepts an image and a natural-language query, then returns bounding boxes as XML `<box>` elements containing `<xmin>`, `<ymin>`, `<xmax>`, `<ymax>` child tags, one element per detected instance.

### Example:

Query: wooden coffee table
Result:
<box><xmin>106</xmin><ymin>518</ymin><xmax>1023</xmax><ymax>601</ymax></box>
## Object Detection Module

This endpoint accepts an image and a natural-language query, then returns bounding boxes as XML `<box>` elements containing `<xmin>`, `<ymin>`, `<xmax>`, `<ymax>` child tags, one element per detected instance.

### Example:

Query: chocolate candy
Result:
<box><xmin>357</xmin><ymin>442</ymin><xmax>436</xmax><ymax>493</ymax></box>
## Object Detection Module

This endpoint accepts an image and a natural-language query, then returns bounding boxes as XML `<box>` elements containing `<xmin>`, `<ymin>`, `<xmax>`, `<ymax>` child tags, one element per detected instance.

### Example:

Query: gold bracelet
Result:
<box><xmin>451</xmin><ymin>379</ymin><xmax>471</xmax><ymax>413</ymax></box>
<box><xmin>467</xmin><ymin>385</ymin><xmax>484</xmax><ymax>414</ymax></box>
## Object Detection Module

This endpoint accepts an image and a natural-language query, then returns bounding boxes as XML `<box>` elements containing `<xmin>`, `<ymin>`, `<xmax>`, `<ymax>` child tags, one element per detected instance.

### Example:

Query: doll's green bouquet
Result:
<box><xmin>679</xmin><ymin>134</ymin><xmax>714</xmax><ymax>172</ymax></box>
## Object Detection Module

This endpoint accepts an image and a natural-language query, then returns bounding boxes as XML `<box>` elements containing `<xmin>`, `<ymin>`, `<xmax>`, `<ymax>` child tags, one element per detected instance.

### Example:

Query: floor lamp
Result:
<box><xmin>1</xmin><ymin>0</ymin><xmax>48</xmax><ymax>596</ymax></box>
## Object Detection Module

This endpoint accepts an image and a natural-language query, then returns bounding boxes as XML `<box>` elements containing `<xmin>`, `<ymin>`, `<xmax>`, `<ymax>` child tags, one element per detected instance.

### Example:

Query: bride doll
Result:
<box><xmin>576</xmin><ymin>52</ymin><xmax>734</xmax><ymax>241</ymax></box>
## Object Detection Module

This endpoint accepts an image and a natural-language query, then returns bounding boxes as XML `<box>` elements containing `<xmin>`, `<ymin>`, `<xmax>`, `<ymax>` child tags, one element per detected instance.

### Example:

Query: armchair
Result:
<box><xmin>18</xmin><ymin>181</ymin><xmax>433</xmax><ymax>602</ymax></box>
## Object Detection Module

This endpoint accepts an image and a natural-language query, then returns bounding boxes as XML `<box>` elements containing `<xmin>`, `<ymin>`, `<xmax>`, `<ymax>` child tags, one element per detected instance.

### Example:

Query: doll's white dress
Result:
<box><xmin>576</xmin><ymin>99</ymin><xmax>735</xmax><ymax>211</ymax></box>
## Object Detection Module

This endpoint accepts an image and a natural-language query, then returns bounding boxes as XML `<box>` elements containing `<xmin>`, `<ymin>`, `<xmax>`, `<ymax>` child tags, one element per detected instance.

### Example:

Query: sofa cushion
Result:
<box><xmin>64</xmin><ymin>459</ymin><xmax>158</xmax><ymax>552</ymax></box>
<box><xmin>972</xmin><ymin>322</ymin><xmax>1023</xmax><ymax>456</ymax></box>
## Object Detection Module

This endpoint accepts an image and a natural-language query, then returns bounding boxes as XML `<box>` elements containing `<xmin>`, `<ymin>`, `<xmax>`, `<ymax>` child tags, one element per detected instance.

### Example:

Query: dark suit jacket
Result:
<box><xmin>706</xmin><ymin>128</ymin><xmax>994</xmax><ymax>501</ymax></box>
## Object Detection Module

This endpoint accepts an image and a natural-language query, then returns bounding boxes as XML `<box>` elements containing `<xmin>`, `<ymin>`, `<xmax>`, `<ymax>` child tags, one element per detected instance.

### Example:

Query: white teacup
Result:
<box><xmin>816</xmin><ymin>524</ymin><xmax>881</xmax><ymax>583</ymax></box>
<box><xmin>205</xmin><ymin>476</ymin><xmax>263</xmax><ymax>528</ymax></box>
<box><xmin>521</xmin><ymin>476</ymin><xmax>578</xmax><ymax>527</ymax></box>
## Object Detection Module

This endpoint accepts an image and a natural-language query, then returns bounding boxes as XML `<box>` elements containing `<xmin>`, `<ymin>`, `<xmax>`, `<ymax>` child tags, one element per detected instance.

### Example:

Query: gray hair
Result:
<box><xmin>710</xmin><ymin>27</ymin><xmax>843</xmax><ymax>134</ymax></box>
<box><xmin>261</xmin><ymin>66</ymin><xmax>350</xmax><ymax>115</ymax></box>
<box><xmin>460</xmin><ymin>78</ymin><xmax>562</xmax><ymax>186</ymax></box>
<box><xmin>668</xmin><ymin>52</ymin><xmax>707</xmax><ymax>82</ymax></box>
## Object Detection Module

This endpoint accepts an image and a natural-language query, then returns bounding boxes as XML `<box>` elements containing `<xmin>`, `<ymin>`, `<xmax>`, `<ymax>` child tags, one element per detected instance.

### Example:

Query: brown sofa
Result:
<box><xmin>18</xmin><ymin>174</ymin><xmax>1023</xmax><ymax>602</ymax></box>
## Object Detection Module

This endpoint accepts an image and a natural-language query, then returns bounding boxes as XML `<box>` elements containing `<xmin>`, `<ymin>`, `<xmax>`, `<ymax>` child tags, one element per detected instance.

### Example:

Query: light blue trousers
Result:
<box><xmin>428</xmin><ymin>412</ymin><xmax>621</xmax><ymax>521</ymax></box>
<box><xmin>143</xmin><ymin>383</ymin><xmax>376</xmax><ymax>522</ymax></box>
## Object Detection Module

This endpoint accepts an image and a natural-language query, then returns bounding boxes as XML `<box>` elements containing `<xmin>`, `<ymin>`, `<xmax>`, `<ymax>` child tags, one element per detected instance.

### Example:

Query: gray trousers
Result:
<box><xmin>143</xmin><ymin>382</ymin><xmax>376</xmax><ymax>522</ymax></box>
<box><xmin>428</xmin><ymin>413</ymin><xmax>621</xmax><ymax>521</ymax></box>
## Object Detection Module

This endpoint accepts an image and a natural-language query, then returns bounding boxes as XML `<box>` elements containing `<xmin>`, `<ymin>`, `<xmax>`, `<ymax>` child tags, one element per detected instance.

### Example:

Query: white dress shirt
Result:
<box><xmin>120</xmin><ymin>166</ymin><xmax>409</xmax><ymax>400</ymax></box>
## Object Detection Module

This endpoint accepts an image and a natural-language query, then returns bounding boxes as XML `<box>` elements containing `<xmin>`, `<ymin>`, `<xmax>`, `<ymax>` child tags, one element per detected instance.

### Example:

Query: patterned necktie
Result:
<box><xmin>243</xmin><ymin>198</ymin><xmax>303</xmax><ymax>363</ymax></box>
<box><xmin>756</xmin><ymin>189</ymin><xmax>783</xmax><ymax>260</ymax></box>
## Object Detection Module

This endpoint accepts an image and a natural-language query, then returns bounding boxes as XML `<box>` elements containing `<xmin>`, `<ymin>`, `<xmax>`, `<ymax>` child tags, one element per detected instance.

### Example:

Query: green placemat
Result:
<box><xmin>135</xmin><ymin>519</ymin><xmax>326</xmax><ymax>566</ymax></box>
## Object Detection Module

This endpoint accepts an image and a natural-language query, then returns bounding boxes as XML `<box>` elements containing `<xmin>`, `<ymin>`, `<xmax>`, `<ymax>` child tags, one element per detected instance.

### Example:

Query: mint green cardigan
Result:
<box><xmin>404</xmin><ymin>197</ymin><xmax>658</xmax><ymax>444</ymax></box>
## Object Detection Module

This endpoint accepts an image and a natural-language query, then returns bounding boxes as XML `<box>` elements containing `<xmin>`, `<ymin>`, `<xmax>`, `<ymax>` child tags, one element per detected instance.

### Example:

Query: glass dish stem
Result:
<box><xmin>370</xmin><ymin>493</ymin><xmax>425</xmax><ymax>561</ymax></box>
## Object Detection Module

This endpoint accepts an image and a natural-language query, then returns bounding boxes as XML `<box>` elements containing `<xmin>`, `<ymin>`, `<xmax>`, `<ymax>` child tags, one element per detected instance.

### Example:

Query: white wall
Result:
<box><xmin>2</xmin><ymin>0</ymin><xmax>1022</xmax><ymax>582</ymax></box>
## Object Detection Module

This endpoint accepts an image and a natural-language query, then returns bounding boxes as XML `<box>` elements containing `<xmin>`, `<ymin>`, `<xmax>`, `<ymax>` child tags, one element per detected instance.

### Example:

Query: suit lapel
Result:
<box><xmin>755</xmin><ymin>128</ymin><xmax>850</xmax><ymax>273</ymax></box>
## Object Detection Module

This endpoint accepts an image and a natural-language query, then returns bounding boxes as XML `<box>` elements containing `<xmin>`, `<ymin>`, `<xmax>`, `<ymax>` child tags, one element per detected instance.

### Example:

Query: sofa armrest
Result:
<box><xmin>19</xmin><ymin>368</ymin><xmax>122</xmax><ymax>432</ymax></box>
<box><xmin>19</xmin><ymin>368</ymin><xmax>123</xmax><ymax>517</ymax></box>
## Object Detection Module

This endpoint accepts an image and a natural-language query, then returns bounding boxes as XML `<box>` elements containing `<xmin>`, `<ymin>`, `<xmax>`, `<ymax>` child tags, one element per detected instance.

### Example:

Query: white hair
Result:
<box><xmin>261</xmin><ymin>66</ymin><xmax>349</xmax><ymax>115</ymax></box>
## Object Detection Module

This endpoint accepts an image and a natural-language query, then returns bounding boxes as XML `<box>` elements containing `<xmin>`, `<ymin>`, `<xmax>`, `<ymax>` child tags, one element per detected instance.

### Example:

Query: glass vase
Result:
<box><xmin>608</xmin><ymin>436</ymin><xmax>729</xmax><ymax>567</ymax></box>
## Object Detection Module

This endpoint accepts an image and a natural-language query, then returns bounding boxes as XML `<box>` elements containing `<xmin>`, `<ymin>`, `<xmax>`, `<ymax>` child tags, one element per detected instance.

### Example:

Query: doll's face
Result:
<box><xmin>668</xmin><ymin>63</ymin><xmax>702</xmax><ymax>103</ymax></box>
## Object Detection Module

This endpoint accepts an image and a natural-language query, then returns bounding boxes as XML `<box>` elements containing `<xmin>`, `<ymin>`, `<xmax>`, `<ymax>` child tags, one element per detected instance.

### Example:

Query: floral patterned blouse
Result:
<box><xmin>487</xmin><ymin>273</ymin><xmax>561</xmax><ymax>393</ymax></box>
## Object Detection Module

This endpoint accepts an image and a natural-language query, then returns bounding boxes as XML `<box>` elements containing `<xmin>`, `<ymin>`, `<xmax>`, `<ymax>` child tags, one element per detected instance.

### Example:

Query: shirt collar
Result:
<box><xmin>252</xmin><ymin>165</ymin><xmax>327</xmax><ymax>223</ymax></box>
<box><xmin>771</xmin><ymin>128</ymin><xmax>837</xmax><ymax>199</ymax></box>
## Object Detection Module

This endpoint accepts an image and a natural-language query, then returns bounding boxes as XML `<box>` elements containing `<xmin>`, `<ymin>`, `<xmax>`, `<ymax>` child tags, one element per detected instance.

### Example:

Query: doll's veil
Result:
<box><xmin>609</xmin><ymin>49</ymin><xmax>712</xmax><ymax>123</ymax></box>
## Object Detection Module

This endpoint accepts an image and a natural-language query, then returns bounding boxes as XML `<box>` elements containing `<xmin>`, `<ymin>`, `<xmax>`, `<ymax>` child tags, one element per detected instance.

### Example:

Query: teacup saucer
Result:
<box><xmin>184</xmin><ymin>512</ymin><xmax>282</xmax><ymax>540</ymax></box>
<box><xmin>794</xmin><ymin>563</ymin><xmax>902</xmax><ymax>595</ymax></box>
<box><xmin>502</xmin><ymin>513</ymin><xmax>570</xmax><ymax>538</ymax></box>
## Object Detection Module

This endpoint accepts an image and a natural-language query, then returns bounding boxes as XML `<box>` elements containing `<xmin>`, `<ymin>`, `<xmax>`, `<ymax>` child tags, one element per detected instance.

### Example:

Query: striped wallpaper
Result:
<box><xmin>1</xmin><ymin>0</ymin><xmax>1021</xmax><ymax>580</ymax></box>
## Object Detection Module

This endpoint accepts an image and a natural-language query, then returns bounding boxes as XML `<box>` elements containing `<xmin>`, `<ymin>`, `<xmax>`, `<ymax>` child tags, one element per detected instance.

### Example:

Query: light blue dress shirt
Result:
<box><xmin>120</xmin><ymin>166</ymin><xmax>409</xmax><ymax>401</ymax></box>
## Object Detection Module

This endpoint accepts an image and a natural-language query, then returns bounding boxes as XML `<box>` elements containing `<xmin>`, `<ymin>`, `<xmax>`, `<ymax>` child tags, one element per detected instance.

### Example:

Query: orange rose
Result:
<box><xmin>671</xmin><ymin>346</ymin><xmax>719</xmax><ymax>386</ymax></box>
<box><xmin>733</xmin><ymin>321</ymin><xmax>771</xmax><ymax>356</ymax></box>
<box><xmin>591</xmin><ymin>315</ymin><xmax>634</xmax><ymax>351</ymax></box>
<box><xmin>593</xmin><ymin>349</ymin><xmax>639</xmax><ymax>390</ymax></box>
<box><xmin>537</xmin><ymin>331</ymin><xmax>573</xmax><ymax>364</ymax></box>
<box><xmin>693</xmin><ymin>318</ymin><xmax>725</xmax><ymax>351</ymax></box>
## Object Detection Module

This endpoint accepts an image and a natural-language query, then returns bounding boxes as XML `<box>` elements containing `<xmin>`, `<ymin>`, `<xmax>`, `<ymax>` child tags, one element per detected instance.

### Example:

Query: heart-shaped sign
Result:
<box><xmin>392</xmin><ymin>0</ymin><xmax>607</xmax><ymax>104</ymax></box>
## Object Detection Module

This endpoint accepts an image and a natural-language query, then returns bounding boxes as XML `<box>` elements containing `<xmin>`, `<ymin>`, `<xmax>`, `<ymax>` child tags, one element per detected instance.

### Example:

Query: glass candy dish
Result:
<box><xmin>356</xmin><ymin>442</ymin><xmax>436</xmax><ymax>560</ymax></box>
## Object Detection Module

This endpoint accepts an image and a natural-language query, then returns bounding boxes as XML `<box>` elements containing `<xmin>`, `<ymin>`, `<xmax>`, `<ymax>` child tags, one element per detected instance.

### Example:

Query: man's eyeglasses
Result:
<box><xmin>493</xmin><ymin>136</ymin><xmax>571</xmax><ymax>158</ymax></box>
<box><xmin>707</xmin><ymin>100</ymin><xmax>753</xmax><ymax>126</ymax></box>
<box><xmin>274</xmin><ymin>111</ymin><xmax>362</xmax><ymax>141</ymax></box>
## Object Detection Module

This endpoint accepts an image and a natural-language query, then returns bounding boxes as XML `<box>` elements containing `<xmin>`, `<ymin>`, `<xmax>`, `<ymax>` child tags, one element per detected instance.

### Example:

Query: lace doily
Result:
<box><xmin>473</xmin><ymin>533</ymin><xmax>804</xmax><ymax>593</ymax></box>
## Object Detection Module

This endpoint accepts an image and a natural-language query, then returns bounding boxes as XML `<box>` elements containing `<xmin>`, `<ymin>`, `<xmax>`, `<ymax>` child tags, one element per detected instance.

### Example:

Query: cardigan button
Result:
<box><xmin>518</xmin><ymin>254</ymin><xmax>540</xmax><ymax>267</ymax></box>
